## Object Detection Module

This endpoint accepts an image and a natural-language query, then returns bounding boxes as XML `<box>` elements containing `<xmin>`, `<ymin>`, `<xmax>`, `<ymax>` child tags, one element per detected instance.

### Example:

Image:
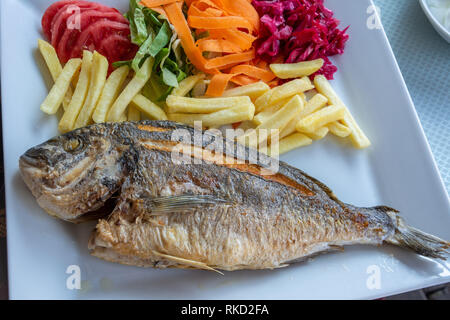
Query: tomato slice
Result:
<box><xmin>42</xmin><ymin>0</ymin><xmax>81</xmax><ymax>40</ymax></box>
<box><xmin>70</xmin><ymin>20</ymin><xmax>131</xmax><ymax>60</ymax></box>
<box><xmin>99</xmin><ymin>34</ymin><xmax>138</xmax><ymax>65</ymax></box>
<box><xmin>50</xmin><ymin>2</ymin><xmax>117</xmax><ymax>48</ymax></box>
<box><xmin>57</xmin><ymin>9</ymin><xmax>129</xmax><ymax>63</ymax></box>
<box><xmin>42</xmin><ymin>1</ymin><xmax>137</xmax><ymax>68</ymax></box>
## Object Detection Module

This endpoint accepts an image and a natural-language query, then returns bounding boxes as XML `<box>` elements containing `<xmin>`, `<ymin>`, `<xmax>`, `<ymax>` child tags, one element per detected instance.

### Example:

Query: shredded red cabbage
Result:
<box><xmin>252</xmin><ymin>0</ymin><xmax>349</xmax><ymax>79</ymax></box>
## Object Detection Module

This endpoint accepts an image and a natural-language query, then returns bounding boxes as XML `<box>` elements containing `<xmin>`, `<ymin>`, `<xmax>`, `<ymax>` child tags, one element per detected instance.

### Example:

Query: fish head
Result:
<box><xmin>19</xmin><ymin>125</ymin><xmax>127</xmax><ymax>222</ymax></box>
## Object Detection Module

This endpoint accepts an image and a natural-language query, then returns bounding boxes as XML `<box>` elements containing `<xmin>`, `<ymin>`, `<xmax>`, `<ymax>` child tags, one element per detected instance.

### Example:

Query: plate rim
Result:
<box><xmin>419</xmin><ymin>0</ymin><xmax>450</xmax><ymax>43</ymax></box>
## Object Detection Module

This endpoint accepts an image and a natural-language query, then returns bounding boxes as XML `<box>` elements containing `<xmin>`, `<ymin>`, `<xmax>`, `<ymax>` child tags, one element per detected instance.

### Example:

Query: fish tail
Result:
<box><xmin>384</xmin><ymin>209</ymin><xmax>450</xmax><ymax>259</ymax></box>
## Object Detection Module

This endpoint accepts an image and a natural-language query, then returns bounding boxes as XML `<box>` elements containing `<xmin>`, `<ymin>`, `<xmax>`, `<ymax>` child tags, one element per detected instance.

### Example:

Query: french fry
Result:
<box><xmin>92</xmin><ymin>65</ymin><xmax>130</xmax><ymax>123</ymax></box>
<box><xmin>221</xmin><ymin>82</ymin><xmax>270</xmax><ymax>101</ymax></box>
<box><xmin>40</xmin><ymin>58</ymin><xmax>82</xmax><ymax>115</ymax></box>
<box><xmin>280</xmin><ymin>93</ymin><xmax>328</xmax><ymax>138</ymax></box>
<box><xmin>328</xmin><ymin>121</ymin><xmax>351</xmax><ymax>138</ymax></box>
<box><xmin>313</xmin><ymin>75</ymin><xmax>343</xmax><ymax>106</ymax></box>
<box><xmin>302</xmin><ymin>76</ymin><xmax>313</xmax><ymax>88</ymax></box>
<box><xmin>296</xmin><ymin>105</ymin><xmax>345</xmax><ymax>133</ymax></box>
<box><xmin>38</xmin><ymin>40</ymin><xmax>62</xmax><ymax>81</ymax></box>
<box><xmin>58</xmin><ymin>52</ymin><xmax>93</xmax><ymax>131</ymax></box>
<box><xmin>268</xmin><ymin>78</ymin><xmax>314</xmax><ymax>105</ymax></box>
<box><xmin>279</xmin><ymin>117</ymin><xmax>299</xmax><ymax>139</ymax></box>
<box><xmin>300</xmin><ymin>93</ymin><xmax>329</xmax><ymax>117</ymax></box>
<box><xmin>239</xmin><ymin>95</ymin><xmax>303</xmax><ymax>148</ymax></box>
<box><xmin>74</xmin><ymin>51</ymin><xmax>108</xmax><ymax>129</ymax></box>
<box><xmin>131</xmin><ymin>94</ymin><xmax>168</xmax><ymax>120</ymax></box>
<box><xmin>299</xmin><ymin>92</ymin><xmax>307</xmax><ymax>102</ymax></box>
<box><xmin>166</xmin><ymin>95</ymin><xmax>254</xmax><ymax>114</ymax></box>
<box><xmin>270</xmin><ymin>59</ymin><xmax>324</xmax><ymax>79</ymax></box>
<box><xmin>270</xmin><ymin>133</ymin><xmax>312</xmax><ymax>156</ymax></box>
<box><xmin>191</xmin><ymin>79</ymin><xmax>209</xmax><ymax>97</ymax></box>
<box><xmin>169</xmin><ymin>103</ymin><xmax>255</xmax><ymax>128</ymax></box>
<box><xmin>127</xmin><ymin>106</ymin><xmax>141</xmax><ymax>121</ymax></box>
<box><xmin>255</xmin><ymin>91</ymin><xmax>305</xmax><ymax>116</ymax></box>
<box><xmin>172</xmin><ymin>73</ymin><xmax>206</xmax><ymax>96</ymax></box>
<box><xmin>252</xmin><ymin>97</ymin><xmax>291</xmax><ymax>125</ymax></box>
<box><xmin>72</xmin><ymin>70</ymin><xmax>80</xmax><ymax>89</ymax></box>
<box><xmin>260</xmin><ymin>95</ymin><xmax>304</xmax><ymax>132</ymax></box>
<box><xmin>119</xmin><ymin>113</ymin><xmax>127</xmax><ymax>122</ymax></box>
<box><xmin>58</xmin><ymin>51</ymin><xmax>93</xmax><ymax>132</ymax></box>
<box><xmin>305</xmin><ymin>127</ymin><xmax>329</xmax><ymax>140</ymax></box>
<box><xmin>107</xmin><ymin>57</ymin><xmax>154</xmax><ymax>122</ymax></box>
<box><xmin>314</xmin><ymin>75</ymin><xmax>371</xmax><ymax>148</ymax></box>
<box><xmin>38</xmin><ymin>39</ymin><xmax>73</xmax><ymax>110</ymax></box>
<box><xmin>254</xmin><ymin>89</ymin><xmax>273</xmax><ymax>113</ymax></box>
<box><xmin>253</xmin><ymin>105</ymin><xmax>281</xmax><ymax>126</ymax></box>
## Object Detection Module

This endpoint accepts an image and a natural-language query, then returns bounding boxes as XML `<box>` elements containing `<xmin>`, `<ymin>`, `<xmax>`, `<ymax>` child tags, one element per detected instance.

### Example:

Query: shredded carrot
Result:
<box><xmin>230</xmin><ymin>74</ymin><xmax>259</xmax><ymax>86</ymax></box>
<box><xmin>189</xmin><ymin>5</ymin><xmax>223</xmax><ymax>17</ymax></box>
<box><xmin>255</xmin><ymin>59</ymin><xmax>268</xmax><ymax>69</ymax></box>
<box><xmin>229</xmin><ymin>65</ymin><xmax>276</xmax><ymax>82</ymax></box>
<box><xmin>141</xmin><ymin>0</ymin><xmax>180</xmax><ymax>8</ymax></box>
<box><xmin>205</xmin><ymin>73</ymin><xmax>236</xmax><ymax>97</ymax></box>
<box><xmin>197</xmin><ymin>39</ymin><xmax>242</xmax><ymax>53</ymax></box>
<box><xmin>188</xmin><ymin>16</ymin><xmax>253</xmax><ymax>31</ymax></box>
<box><xmin>204</xmin><ymin>50</ymin><xmax>255</xmax><ymax>69</ymax></box>
<box><xmin>216</xmin><ymin>0</ymin><xmax>260</xmax><ymax>31</ymax></box>
<box><xmin>208</xmin><ymin>29</ymin><xmax>256</xmax><ymax>51</ymax></box>
<box><xmin>141</xmin><ymin>0</ymin><xmax>280</xmax><ymax>97</ymax></box>
<box><xmin>268</xmin><ymin>79</ymin><xmax>280</xmax><ymax>88</ymax></box>
<box><xmin>162</xmin><ymin>2</ymin><xmax>217</xmax><ymax>74</ymax></box>
<box><xmin>150</xmin><ymin>6</ymin><xmax>168</xmax><ymax>18</ymax></box>
<box><xmin>194</xmin><ymin>0</ymin><xmax>221</xmax><ymax>10</ymax></box>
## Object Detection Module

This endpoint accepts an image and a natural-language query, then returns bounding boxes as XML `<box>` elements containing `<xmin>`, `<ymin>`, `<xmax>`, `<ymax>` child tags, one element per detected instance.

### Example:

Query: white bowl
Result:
<box><xmin>419</xmin><ymin>0</ymin><xmax>450</xmax><ymax>43</ymax></box>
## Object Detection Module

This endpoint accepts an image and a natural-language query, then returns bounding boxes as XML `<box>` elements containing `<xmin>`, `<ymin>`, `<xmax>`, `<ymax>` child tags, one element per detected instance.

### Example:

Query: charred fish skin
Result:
<box><xmin>19</xmin><ymin>121</ymin><xmax>450</xmax><ymax>270</ymax></box>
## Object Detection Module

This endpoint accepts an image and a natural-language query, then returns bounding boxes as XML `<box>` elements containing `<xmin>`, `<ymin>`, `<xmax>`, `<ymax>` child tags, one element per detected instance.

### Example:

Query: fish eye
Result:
<box><xmin>63</xmin><ymin>137</ymin><xmax>83</xmax><ymax>153</ymax></box>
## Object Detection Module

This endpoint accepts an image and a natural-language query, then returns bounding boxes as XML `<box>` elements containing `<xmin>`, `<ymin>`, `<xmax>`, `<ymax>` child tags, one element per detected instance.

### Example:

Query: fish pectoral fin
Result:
<box><xmin>143</xmin><ymin>195</ymin><xmax>230</xmax><ymax>215</ymax></box>
<box><xmin>151</xmin><ymin>250</ymin><xmax>223</xmax><ymax>275</ymax></box>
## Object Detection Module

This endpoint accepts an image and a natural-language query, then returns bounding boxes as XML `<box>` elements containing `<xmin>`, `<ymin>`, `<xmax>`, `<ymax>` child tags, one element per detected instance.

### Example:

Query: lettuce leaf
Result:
<box><xmin>149</xmin><ymin>22</ymin><xmax>171</xmax><ymax>57</ymax></box>
<box><xmin>161</xmin><ymin>67</ymin><xmax>178</xmax><ymax>88</ymax></box>
<box><xmin>124</xmin><ymin>0</ymin><xmax>192</xmax><ymax>100</ymax></box>
<box><xmin>128</xmin><ymin>0</ymin><xmax>148</xmax><ymax>45</ymax></box>
<box><xmin>131</xmin><ymin>33</ymin><xmax>153</xmax><ymax>71</ymax></box>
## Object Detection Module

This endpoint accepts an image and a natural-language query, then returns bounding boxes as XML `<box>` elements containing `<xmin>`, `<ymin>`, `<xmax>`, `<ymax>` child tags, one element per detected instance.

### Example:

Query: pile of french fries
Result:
<box><xmin>38</xmin><ymin>40</ymin><xmax>369</xmax><ymax>156</ymax></box>
<box><xmin>38</xmin><ymin>40</ymin><xmax>168</xmax><ymax>133</ymax></box>
<box><xmin>165</xmin><ymin>61</ymin><xmax>370</xmax><ymax>156</ymax></box>
<box><xmin>235</xmin><ymin>73</ymin><xmax>370</xmax><ymax>155</ymax></box>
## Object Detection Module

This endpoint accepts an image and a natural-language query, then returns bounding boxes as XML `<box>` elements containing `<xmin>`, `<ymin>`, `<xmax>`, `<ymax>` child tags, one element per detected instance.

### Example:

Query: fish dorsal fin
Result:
<box><xmin>140</xmin><ymin>195</ymin><xmax>230</xmax><ymax>215</ymax></box>
<box><xmin>151</xmin><ymin>250</ymin><xmax>223</xmax><ymax>274</ymax></box>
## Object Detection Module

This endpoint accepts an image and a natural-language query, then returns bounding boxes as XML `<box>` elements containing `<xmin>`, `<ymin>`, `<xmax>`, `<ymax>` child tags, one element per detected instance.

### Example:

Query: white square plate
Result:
<box><xmin>1</xmin><ymin>0</ymin><xmax>449</xmax><ymax>300</ymax></box>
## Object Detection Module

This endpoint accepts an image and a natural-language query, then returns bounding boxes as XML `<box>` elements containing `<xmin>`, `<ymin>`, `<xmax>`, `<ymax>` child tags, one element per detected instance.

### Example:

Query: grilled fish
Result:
<box><xmin>19</xmin><ymin>121</ymin><xmax>449</xmax><ymax>271</ymax></box>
